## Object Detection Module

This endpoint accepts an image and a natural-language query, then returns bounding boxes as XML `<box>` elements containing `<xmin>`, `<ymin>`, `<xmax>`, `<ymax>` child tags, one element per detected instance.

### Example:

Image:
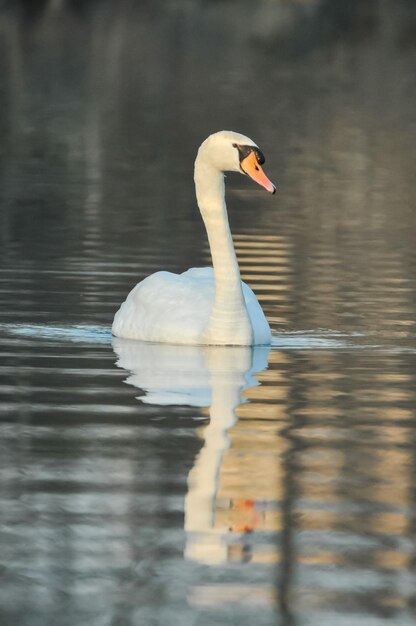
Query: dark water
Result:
<box><xmin>1</xmin><ymin>1</ymin><xmax>416</xmax><ymax>625</ymax></box>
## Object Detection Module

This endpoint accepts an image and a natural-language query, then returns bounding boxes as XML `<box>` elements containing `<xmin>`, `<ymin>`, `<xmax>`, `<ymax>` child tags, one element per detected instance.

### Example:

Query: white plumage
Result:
<box><xmin>112</xmin><ymin>131</ymin><xmax>276</xmax><ymax>346</ymax></box>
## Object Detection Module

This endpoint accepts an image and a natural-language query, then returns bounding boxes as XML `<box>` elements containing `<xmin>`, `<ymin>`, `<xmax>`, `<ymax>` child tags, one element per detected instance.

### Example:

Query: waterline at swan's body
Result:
<box><xmin>112</xmin><ymin>130</ymin><xmax>276</xmax><ymax>346</ymax></box>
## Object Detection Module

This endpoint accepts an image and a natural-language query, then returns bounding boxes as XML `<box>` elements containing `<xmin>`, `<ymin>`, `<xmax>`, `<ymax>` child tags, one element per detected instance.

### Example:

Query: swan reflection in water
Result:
<box><xmin>112</xmin><ymin>338</ymin><xmax>270</xmax><ymax>564</ymax></box>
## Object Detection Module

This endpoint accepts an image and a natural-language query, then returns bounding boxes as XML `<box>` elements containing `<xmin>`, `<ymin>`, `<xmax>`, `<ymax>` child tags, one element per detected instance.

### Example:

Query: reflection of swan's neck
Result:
<box><xmin>184</xmin><ymin>347</ymin><xmax>253</xmax><ymax>563</ymax></box>
<box><xmin>194</xmin><ymin>157</ymin><xmax>252</xmax><ymax>345</ymax></box>
<box><xmin>184</xmin><ymin>349</ymin><xmax>246</xmax><ymax>563</ymax></box>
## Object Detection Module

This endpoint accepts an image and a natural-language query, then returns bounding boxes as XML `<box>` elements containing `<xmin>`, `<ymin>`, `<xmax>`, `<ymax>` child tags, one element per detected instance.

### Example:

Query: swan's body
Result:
<box><xmin>112</xmin><ymin>130</ymin><xmax>276</xmax><ymax>346</ymax></box>
<box><xmin>113</xmin><ymin>267</ymin><xmax>270</xmax><ymax>345</ymax></box>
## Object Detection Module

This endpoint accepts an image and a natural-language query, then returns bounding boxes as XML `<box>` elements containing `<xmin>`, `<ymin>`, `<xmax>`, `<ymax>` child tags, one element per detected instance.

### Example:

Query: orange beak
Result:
<box><xmin>240</xmin><ymin>151</ymin><xmax>276</xmax><ymax>194</ymax></box>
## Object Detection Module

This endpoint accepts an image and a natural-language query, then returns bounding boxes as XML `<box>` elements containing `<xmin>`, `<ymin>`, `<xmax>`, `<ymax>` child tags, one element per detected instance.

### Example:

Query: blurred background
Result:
<box><xmin>1</xmin><ymin>1</ymin><xmax>416</xmax><ymax>626</ymax></box>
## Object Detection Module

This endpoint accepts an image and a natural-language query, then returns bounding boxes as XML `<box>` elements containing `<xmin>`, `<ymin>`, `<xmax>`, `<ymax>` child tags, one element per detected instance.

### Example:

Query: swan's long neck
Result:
<box><xmin>194</xmin><ymin>156</ymin><xmax>253</xmax><ymax>345</ymax></box>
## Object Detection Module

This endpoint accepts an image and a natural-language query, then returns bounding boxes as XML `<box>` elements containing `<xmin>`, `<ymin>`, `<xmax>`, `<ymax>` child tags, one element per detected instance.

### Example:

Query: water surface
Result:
<box><xmin>1</xmin><ymin>1</ymin><xmax>416</xmax><ymax>625</ymax></box>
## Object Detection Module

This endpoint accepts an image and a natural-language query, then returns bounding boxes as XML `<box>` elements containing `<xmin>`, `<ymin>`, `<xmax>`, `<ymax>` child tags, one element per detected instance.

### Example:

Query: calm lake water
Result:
<box><xmin>1</xmin><ymin>1</ymin><xmax>416</xmax><ymax>625</ymax></box>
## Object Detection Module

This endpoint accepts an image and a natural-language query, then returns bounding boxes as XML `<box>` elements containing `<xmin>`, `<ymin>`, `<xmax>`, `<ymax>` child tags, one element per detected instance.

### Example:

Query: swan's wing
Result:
<box><xmin>112</xmin><ymin>268</ymin><xmax>215</xmax><ymax>343</ymax></box>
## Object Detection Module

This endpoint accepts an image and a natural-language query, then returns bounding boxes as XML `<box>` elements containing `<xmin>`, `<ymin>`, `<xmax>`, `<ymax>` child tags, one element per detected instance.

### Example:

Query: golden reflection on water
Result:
<box><xmin>234</xmin><ymin>232</ymin><xmax>294</xmax><ymax>327</ymax></box>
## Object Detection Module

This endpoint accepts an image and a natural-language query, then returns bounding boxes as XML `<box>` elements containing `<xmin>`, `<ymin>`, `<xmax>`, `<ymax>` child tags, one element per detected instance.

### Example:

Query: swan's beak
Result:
<box><xmin>240</xmin><ymin>151</ymin><xmax>276</xmax><ymax>194</ymax></box>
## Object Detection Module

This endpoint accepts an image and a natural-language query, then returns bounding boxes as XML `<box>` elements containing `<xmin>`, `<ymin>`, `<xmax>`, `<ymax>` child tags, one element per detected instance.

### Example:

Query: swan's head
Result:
<box><xmin>197</xmin><ymin>130</ymin><xmax>276</xmax><ymax>194</ymax></box>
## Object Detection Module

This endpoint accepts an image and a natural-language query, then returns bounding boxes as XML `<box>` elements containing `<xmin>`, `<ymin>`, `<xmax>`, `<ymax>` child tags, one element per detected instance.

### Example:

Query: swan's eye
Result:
<box><xmin>254</xmin><ymin>148</ymin><xmax>265</xmax><ymax>165</ymax></box>
<box><xmin>233</xmin><ymin>143</ymin><xmax>265</xmax><ymax>166</ymax></box>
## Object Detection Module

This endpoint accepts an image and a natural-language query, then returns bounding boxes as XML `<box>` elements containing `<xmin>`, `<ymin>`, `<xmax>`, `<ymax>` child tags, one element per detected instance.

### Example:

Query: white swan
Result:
<box><xmin>112</xmin><ymin>130</ymin><xmax>276</xmax><ymax>346</ymax></box>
